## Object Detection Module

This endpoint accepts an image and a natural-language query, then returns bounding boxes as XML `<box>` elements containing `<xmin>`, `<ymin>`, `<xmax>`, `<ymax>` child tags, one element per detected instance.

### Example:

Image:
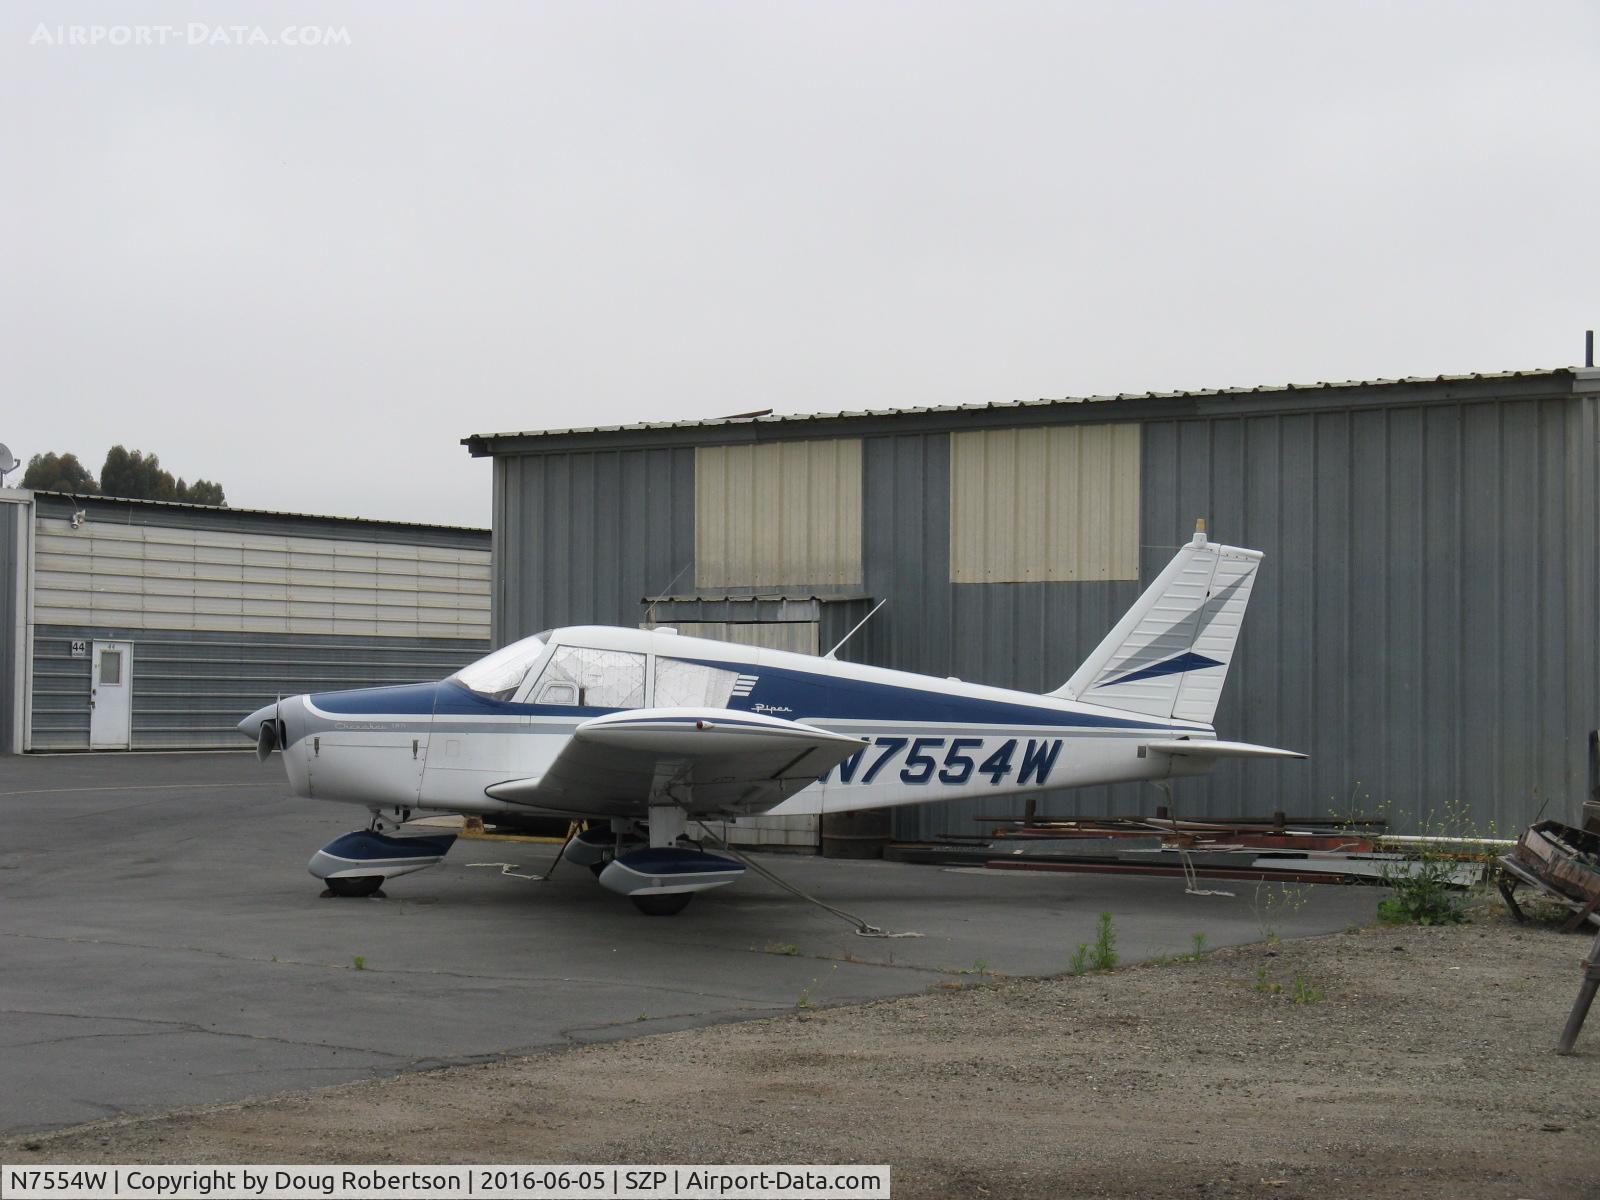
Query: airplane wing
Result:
<box><xmin>484</xmin><ymin>708</ymin><xmax>869</xmax><ymax>816</ymax></box>
<box><xmin>1142</xmin><ymin>738</ymin><xmax>1307</xmax><ymax>760</ymax></box>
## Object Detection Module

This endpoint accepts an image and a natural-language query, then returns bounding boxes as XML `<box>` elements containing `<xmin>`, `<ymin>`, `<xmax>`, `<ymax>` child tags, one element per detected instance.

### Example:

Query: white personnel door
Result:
<box><xmin>90</xmin><ymin>640</ymin><xmax>133</xmax><ymax>749</ymax></box>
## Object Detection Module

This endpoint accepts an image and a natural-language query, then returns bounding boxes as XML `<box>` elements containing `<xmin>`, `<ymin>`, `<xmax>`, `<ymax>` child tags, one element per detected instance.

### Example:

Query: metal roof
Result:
<box><xmin>644</xmin><ymin>593</ymin><xmax>874</xmax><ymax>604</ymax></box>
<box><xmin>31</xmin><ymin>489</ymin><xmax>488</xmax><ymax>535</ymax></box>
<box><xmin>463</xmin><ymin>367</ymin><xmax>1575</xmax><ymax>451</ymax></box>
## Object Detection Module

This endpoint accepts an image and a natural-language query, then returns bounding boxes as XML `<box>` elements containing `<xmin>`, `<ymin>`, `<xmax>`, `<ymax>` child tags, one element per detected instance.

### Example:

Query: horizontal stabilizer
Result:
<box><xmin>1142</xmin><ymin>739</ymin><xmax>1307</xmax><ymax>760</ymax></box>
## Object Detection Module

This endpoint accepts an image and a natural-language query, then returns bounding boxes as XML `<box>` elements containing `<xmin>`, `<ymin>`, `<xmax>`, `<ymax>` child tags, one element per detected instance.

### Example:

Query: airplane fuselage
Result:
<box><xmin>249</xmin><ymin>624</ymin><xmax>1217</xmax><ymax>823</ymax></box>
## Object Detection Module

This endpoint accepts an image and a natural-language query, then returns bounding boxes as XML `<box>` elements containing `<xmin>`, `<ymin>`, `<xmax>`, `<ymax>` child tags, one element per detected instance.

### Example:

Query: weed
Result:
<box><xmin>1191</xmin><ymin>931</ymin><xmax>1207</xmax><ymax>957</ymax></box>
<box><xmin>352</xmin><ymin>956</ymin><xmax>366</xmax><ymax>971</ymax></box>
<box><xmin>1251</xmin><ymin>965</ymin><xmax>1323</xmax><ymax>1003</ymax></box>
<box><xmin>1378</xmin><ymin>858</ymin><xmax>1468</xmax><ymax>925</ymax></box>
<box><xmin>1069</xmin><ymin>913</ymin><xmax>1119</xmax><ymax>974</ymax></box>
<box><xmin>1377</xmin><ymin>794</ymin><xmax>1492</xmax><ymax>925</ymax></box>
<box><xmin>1291</xmin><ymin>974</ymin><xmax>1324</xmax><ymax>1004</ymax></box>
<box><xmin>1336</xmin><ymin>790</ymin><xmax>1489</xmax><ymax>927</ymax></box>
<box><xmin>1251</xmin><ymin>882</ymin><xmax>1310</xmax><ymax>942</ymax></box>
<box><xmin>943</xmin><ymin>959</ymin><xmax>993</xmax><ymax>976</ymax></box>
<box><xmin>797</xmin><ymin>966</ymin><xmax>835</xmax><ymax>1009</ymax></box>
<box><xmin>763</xmin><ymin>942</ymin><xmax>800</xmax><ymax>956</ymax></box>
<box><xmin>1091</xmin><ymin>912</ymin><xmax>1118</xmax><ymax>971</ymax></box>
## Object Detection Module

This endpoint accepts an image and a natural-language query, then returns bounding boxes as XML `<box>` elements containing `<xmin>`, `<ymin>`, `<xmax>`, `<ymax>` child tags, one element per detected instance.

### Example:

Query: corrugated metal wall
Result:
<box><xmin>0</xmin><ymin>493</ymin><xmax>24</xmax><ymax>753</ymax></box>
<box><xmin>671</xmin><ymin>621</ymin><xmax>820</xmax><ymax>654</ymax></box>
<box><xmin>1138</xmin><ymin>396</ymin><xmax>1597</xmax><ymax>839</ymax></box>
<box><xmin>482</xmin><ymin>376</ymin><xmax>1599</xmax><ymax>838</ymax></box>
<box><xmin>492</xmin><ymin>447</ymin><xmax>698</xmax><ymax>643</ymax></box>
<box><xmin>859</xmin><ymin>433</ymin><xmax>1148</xmax><ymax>838</ymax></box>
<box><xmin>694</xmin><ymin>440</ymin><xmax>863</xmax><ymax>589</ymax></box>
<box><xmin>30</xmin><ymin>626</ymin><xmax>487</xmax><ymax>750</ymax></box>
<box><xmin>33</xmin><ymin>516</ymin><xmax>489</xmax><ymax>640</ymax></box>
<box><xmin>949</xmin><ymin>425</ymin><xmax>1141</xmax><ymax>582</ymax></box>
<box><xmin>22</xmin><ymin>494</ymin><xmax>493</xmax><ymax>751</ymax></box>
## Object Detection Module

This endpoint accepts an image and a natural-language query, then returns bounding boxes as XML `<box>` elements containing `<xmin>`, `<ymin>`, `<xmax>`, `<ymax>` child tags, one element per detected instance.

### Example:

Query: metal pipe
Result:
<box><xmin>1590</xmin><ymin>729</ymin><xmax>1600</xmax><ymax>803</ymax></box>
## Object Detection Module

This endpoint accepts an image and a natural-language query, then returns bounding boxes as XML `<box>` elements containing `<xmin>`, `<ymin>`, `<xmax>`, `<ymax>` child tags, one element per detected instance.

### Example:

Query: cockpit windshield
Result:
<box><xmin>450</xmin><ymin>636</ymin><xmax>547</xmax><ymax>701</ymax></box>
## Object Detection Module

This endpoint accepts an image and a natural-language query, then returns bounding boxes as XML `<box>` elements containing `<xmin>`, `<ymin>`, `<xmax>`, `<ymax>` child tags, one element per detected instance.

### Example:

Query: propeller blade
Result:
<box><xmin>256</xmin><ymin>719</ymin><xmax>279</xmax><ymax>762</ymax></box>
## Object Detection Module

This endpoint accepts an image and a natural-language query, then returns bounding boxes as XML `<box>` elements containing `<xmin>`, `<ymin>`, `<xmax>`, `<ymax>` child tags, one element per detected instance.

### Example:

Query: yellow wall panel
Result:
<box><xmin>949</xmin><ymin>424</ymin><xmax>1140</xmax><ymax>583</ymax></box>
<box><xmin>695</xmin><ymin>440</ymin><xmax>862</xmax><ymax>588</ymax></box>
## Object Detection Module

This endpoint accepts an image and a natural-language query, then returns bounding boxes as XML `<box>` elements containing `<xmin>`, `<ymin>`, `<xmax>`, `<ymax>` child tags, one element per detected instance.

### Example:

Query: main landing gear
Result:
<box><xmin>306</xmin><ymin>805</ymin><xmax>745</xmax><ymax>917</ymax></box>
<box><xmin>566</xmin><ymin>807</ymin><xmax>746</xmax><ymax>916</ymax></box>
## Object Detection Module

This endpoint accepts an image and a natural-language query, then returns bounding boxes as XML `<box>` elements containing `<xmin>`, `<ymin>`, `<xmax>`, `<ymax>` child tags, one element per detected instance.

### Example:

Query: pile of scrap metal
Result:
<box><xmin>1495</xmin><ymin>818</ymin><xmax>1600</xmax><ymax>1055</ymax></box>
<box><xmin>893</xmin><ymin>812</ymin><xmax>1506</xmax><ymax>886</ymax></box>
<box><xmin>1498</xmin><ymin>820</ymin><xmax>1600</xmax><ymax>933</ymax></box>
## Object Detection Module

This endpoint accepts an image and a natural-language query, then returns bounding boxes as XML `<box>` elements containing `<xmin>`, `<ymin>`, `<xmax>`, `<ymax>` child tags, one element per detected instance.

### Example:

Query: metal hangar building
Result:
<box><xmin>465</xmin><ymin>366</ymin><xmax>1600</xmax><ymax>840</ymax></box>
<box><xmin>0</xmin><ymin>489</ymin><xmax>490</xmax><ymax>753</ymax></box>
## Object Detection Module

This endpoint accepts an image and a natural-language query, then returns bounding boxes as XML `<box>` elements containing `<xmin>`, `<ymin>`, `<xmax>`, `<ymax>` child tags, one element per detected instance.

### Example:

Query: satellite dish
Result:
<box><xmin>0</xmin><ymin>444</ymin><xmax>16</xmax><ymax>474</ymax></box>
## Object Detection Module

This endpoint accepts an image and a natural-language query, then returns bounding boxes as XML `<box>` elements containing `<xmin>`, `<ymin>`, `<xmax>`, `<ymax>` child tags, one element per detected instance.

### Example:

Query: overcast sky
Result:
<box><xmin>3</xmin><ymin>1</ymin><xmax>1597</xmax><ymax>527</ymax></box>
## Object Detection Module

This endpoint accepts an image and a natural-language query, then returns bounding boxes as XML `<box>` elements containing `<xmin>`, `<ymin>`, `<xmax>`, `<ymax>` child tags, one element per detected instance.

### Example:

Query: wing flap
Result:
<box><xmin>485</xmin><ymin>708</ymin><xmax>868</xmax><ymax>814</ymax></box>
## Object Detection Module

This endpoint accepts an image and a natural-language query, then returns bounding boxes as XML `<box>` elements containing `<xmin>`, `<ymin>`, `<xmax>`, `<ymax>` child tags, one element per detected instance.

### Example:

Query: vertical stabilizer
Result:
<box><xmin>1053</xmin><ymin>527</ymin><xmax>1261</xmax><ymax>724</ymax></box>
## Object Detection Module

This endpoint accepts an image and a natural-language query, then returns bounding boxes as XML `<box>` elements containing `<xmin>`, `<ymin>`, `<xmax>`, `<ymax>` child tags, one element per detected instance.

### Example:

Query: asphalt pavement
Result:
<box><xmin>0</xmin><ymin>752</ymin><xmax>1378</xmax><ymax>1133</ymax></box>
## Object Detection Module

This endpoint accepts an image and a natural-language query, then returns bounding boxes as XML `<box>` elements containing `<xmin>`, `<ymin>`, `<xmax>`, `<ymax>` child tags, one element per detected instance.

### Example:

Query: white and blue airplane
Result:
<box><xmin>240</xmin><ymin>526</ymin><xmax>1303</xmax><ymax>914</ymax></box>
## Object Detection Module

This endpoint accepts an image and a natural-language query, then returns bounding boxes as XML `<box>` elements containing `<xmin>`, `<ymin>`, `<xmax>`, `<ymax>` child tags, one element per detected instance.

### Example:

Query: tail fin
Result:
<box><xmin>1053</xmin><ymin>524</ymin><xmax>1261</xmax><ymax>725</ymax></box>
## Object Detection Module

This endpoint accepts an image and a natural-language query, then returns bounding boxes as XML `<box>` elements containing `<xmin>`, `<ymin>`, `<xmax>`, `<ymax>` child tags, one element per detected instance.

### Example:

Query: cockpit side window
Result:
<box><xmin>653</xmin><ymin>658</ymin><xmax>741</xmax><ymax>708</ymax></box>
<box><xmin>530</xmin><ymin>646</ymin><xmax>646</xmax><ymax>709</ymax></box>
<box><xmin>450</xmin><ymin>636</ymin><xmax>548</xmax><ymax>701</ymax></box>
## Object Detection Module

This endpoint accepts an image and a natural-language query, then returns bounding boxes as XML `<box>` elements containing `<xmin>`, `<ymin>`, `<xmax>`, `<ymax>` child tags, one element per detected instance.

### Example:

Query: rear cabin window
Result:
<box><xmin>531</xmin><ymin>647</ymin><xmax>646</xmax><ymax>709</ymax></box>
<box><xmin>653</xmin><ymin>658</ymin><xmax>741</xmax><ymax>708</ymax></box>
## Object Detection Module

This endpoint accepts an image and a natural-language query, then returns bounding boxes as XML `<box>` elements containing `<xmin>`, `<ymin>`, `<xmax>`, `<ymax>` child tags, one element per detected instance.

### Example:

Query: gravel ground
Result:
<box><xmin>6</xmin><ymin>904</ymin><xmax>1599</xmax><ymax>1199</ymax></box>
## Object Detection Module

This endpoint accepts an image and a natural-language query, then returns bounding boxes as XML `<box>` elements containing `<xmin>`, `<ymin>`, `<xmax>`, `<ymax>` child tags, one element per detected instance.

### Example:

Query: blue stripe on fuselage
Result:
<box><xmin>310</xmin><ymin>680</ymin><xmax>618</xmax><ymax>719</ymax></box>
<box><xmin>680</xmin><ymin>657</ymin><xmax>1181</xmax><ymax>730</ymax></box>
<box><xmin>310</xmin><ymin>665</ymin><xmax>1193</xmax><ymax>732</ymax></box>
<box><xmin>309</xmin><ymin>681</ymin><xmax>444</xmax><ymax>715</ymax></box>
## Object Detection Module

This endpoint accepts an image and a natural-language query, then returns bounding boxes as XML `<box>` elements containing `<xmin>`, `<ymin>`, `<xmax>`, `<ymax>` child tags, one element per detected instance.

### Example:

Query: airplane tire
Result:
<box><xmin>589</xmin><ymin>862</ymin><xmax>608</xmax><ymax>877</ymax></box>
<box><xmin>631</xmin><ymin>892</ymin><xmax>694</xmax><ymax>916</ymax></box>
<box><xmin>325</xmin><ymin>875</ymin><xmax>384</xmax><ymax>897</ymax></box>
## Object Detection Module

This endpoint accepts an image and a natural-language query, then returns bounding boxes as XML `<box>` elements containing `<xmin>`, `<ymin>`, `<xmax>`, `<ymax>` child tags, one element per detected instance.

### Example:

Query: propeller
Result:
<box><xmin>255</xmin><ymin>720</ymin><xmax>279</xmax><ymax>761</ymax></box>
<box><xmin>255</xmin><ymin>695</ymin><xmax>283</xmax><ymax>762</ymax></box>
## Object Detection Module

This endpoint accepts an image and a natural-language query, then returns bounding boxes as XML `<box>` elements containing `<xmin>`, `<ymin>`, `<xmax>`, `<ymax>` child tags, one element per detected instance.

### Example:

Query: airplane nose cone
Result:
<box><xmin>238</xmin><ymin>703</ymin><xmax>277</xmax><ymax>740</ymax></box>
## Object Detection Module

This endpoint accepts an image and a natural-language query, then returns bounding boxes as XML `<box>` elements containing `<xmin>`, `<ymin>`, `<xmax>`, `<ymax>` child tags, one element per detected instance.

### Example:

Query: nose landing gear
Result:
<box><xmin>307</xmin><ymin>809</ymin><xmax>456</xmax><ymax>898</ymax></box>
<box><xmin>324</xmin><ymin>875</ymin><xmax>386</xmax><ymax>898</ymax></box>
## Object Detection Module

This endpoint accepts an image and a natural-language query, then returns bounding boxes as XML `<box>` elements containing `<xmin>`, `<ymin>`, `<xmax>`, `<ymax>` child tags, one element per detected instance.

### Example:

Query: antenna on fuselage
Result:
<box><xmin>823</xmin><ymin>598</ymin><xmax>887</xmax><ymax>660</ymax></box>
<box><xmin>643</xmin><ymin>560</ymin><xmax>693</xmax><ymax>628</ymax></box>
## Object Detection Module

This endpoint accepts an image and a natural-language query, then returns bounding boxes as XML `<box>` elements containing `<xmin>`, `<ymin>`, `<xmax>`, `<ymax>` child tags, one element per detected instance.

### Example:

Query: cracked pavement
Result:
<box><xmin>0</xmin><ymin>751</ymin><xmax>1377</xmax><ymax>1134</ymax></box>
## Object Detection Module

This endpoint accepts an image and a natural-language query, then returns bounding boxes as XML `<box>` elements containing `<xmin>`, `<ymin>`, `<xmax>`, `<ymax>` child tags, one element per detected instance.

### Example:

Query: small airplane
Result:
<box><xmin>240</xmin><ymin>525</ymin><xmax>1304</xmax><ymax>915</ymax></box>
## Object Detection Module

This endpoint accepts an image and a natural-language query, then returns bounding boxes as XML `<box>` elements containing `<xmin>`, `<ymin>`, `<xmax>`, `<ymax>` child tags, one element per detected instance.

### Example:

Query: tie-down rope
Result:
<box><xmin>696</xmin><ymin>822</ymin><xmax>922</xmax><ymax>939</ymax></box>
<box><xmin>463</xmin><ymin>822</ymin><xmax>580</xmax><ymax>882</ymax></box>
